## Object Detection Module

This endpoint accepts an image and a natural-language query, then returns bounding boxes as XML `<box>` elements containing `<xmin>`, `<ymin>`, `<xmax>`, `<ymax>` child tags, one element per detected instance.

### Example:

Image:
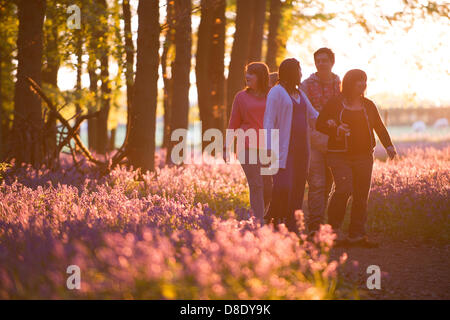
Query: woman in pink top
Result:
<box><xmin>227</xmin><ymin>62</ymin><xmax>273</xmax><ymax>225</ymax></box>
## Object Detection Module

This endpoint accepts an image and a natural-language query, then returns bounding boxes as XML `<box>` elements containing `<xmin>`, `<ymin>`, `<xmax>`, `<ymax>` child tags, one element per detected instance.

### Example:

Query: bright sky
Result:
<box><xmin>290</xmin><ymin>0</ymin><xmax>450</xmax><ymax>108</ymax></box>
<box><xmin>57</xmin><ymin>0</ymin><xmax>450</xmax><ymax>108</ymax></box>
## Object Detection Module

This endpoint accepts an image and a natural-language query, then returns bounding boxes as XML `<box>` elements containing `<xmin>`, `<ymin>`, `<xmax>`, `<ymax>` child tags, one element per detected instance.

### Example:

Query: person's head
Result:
<box><xmin>313</xmin><ymin>47</ymin><xmax>335</xmax><ymax>75</ymax></box>
<box><xmin>278</xmin><ymin>58</ymin><xmax>302</xmax><ymax>95</ymax></box>
<box><xmin>269</xmin><ymin>72</ymin><xmax>278</xmax><ymax>88</ymax></box>
<box><xmin>341</xmin><ymin>69</ymin><xmax>367</xmax><ymax>100</ymax></box>
<box><xmin>245</xmin><ymin>62</ymin><xmax>269</xmax><ymax>95</ymax></box>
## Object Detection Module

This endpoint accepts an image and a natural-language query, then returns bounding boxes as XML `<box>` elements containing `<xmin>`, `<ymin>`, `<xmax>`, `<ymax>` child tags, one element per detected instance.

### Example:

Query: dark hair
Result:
<box><xmin>341</xmin><ymin>69</ymin><xmax>367</xmax><ymax>100</ymax></box>
<box><xmin>314</xmin><ymin>47</ymin><xmax>335</xmax><ymax>64</ymax></box>
<box><xmin>278</xmin><ymin>58</ymin><xmax>300</xmax><ymax>95</ymax></box>
<box><xmin>245</xmin><ymin>62</ymin><xmax>269</xmax><ymax>95</ymax></box>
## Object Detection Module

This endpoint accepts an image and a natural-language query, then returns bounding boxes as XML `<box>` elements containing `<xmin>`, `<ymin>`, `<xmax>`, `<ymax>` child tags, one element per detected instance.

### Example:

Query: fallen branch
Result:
<box><xmin>25</xmin><ymin>76</ymin><xmax>130</xmax><ymax>173</ymax></box>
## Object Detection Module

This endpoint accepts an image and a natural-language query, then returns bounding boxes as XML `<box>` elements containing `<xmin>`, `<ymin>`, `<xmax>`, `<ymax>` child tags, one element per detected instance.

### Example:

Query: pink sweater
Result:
<box><xmin>228</xmin><ymin>90</ymin><xmax>266</xmax><ymax>150</ymax></box>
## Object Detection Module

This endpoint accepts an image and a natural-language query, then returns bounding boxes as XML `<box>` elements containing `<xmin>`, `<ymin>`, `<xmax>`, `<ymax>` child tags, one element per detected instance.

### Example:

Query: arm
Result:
<box><xmin>316</xmin><ymin>99</ymin><xmax>338</xmax><ymax>137</ymax></box>
<box><xmin>228</xmin><ymin>93</ymin><xmax>242</xmax><ymax>130</ymax></box>
<box><xmin>300</xmin><ymin>90</ymin><xmax>319</xmax><ymax>120</ymax></box>
<box><xmin>370</xmin><ymin>101</ymin><xmax>393</xmax><ymax>149</ymax></box>
<box><xmin>263</xmin><ymin>88</ymin><xmax>278</xmax><ymax>152</ymax></box>
<box><xmin>224</xmin><ymin>93</ymin><xmax>243</xmax><ymax>155</ymax></box>
<box><xmin>300</xmin><ymin>90</ymin><xmax>318</xmax><ymax>129</ymax></box>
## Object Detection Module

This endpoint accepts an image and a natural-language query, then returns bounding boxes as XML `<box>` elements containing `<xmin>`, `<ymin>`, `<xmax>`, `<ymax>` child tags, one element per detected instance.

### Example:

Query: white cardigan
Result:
<box><xmin>263</xmin><ymin>84</ymin><xmax>319</xmax><ymax>169</ymax></box>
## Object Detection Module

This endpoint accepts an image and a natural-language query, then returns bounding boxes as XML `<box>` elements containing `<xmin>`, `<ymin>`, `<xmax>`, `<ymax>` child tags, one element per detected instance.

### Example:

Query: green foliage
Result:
<box><xmin>0</xmin><ymin>162</ymin><xmax>11</xmax><ymax>181</ymax></box>
<box><xmin>0</xmin><ymin>1</ymin><xmax>18</xmax><ymax>126</ymax></box>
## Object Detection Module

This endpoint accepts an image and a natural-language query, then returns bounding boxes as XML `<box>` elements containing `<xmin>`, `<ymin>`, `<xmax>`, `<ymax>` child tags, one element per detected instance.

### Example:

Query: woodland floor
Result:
<box><xmin>329</xmin><ymin>234</ymin><xmax>449</xmax><ymax>299</ymax></box>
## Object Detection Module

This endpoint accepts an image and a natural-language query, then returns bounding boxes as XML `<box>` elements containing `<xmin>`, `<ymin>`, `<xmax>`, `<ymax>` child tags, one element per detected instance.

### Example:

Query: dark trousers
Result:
<box><xmin>326</xmin><ymin>152</ymin><xmax>373</xmax><ymax>238</ymax></box>
<box><xmin>266</xmin><ymin>149</ymin><xmax>308</xmax><ymax>233</ymax></box>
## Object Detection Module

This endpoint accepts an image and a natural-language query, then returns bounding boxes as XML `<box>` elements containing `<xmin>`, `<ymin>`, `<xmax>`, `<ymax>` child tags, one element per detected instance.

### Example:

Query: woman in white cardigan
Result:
<box><xmin>263</xmin><ymin>58</ymin><xmax>319</xmax><ymax>233</ymax></box>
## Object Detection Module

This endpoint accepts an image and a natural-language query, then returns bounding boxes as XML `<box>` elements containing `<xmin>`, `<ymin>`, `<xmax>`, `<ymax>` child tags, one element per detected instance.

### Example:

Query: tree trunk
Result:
<box><xmin>97</xmin><ymin>54</ymin><xmax>110</xmax><ymax>155</ymax></box>
<box><xmin>12</xmin><ymin>0</ymin><xmax>46</xmax><ymax>166</ymax></box>
<box><xmin>42</xmin><ymin>0</ymin><xmax>59</xmax><ymax>157</ymax></box>
<box><xmin>266</xmin><ymin>0</ymin><xmax>282</xmax><ymax>72</ymax></box>
<box><xmin>87</xmin><ymin>54</ymin><xmax>98</xmax><ymax>151</ymax></box>
<box><xmin>0</xmin><ymin>47</ymin><xmax>3</xmax><ymax>160</ymax></box>
<box><xmin>196</xmin><ymin>0</ymin><xmax>226</xmax><ymax>152</ymax></box>
<box><xmin>75</xmin><ymin>31</ymin><xmax>83</xmax><ymax>136</ymax></box>
<box><xmin>226</xmin><ymin>0</ymin><xmax>253</xmax><ymax>120</ymax></box>
<box><xmin>248</xmin><ymin>0</ymin><xmax>266</xmax><ymax>63</ymax></box>
<box><xmin>210</xmin><ymin>0</ymin><xmax>226</xmax><ymax>136</ymax></box>
<box><xmin>122</xmin><ymin>0</ymin><xmax>134</xmax><ymax>145</ymax></box>
<box><xmin>161</xmin><ymin>1</ymin><xmax>175</xmax><ymax>149</ymax></box>
<box><xmin>96</xmin><ymin>0</ymin><xmax>110</xmax><ymax>155</ymax></box>
<box><xmin>167</xmin><ymin>0</ymin><xmax>192</xmax><ymax>164</ymax></box>
<box><xmin>108</xmin><ymin>127</ymin><xmax>116</xmax><ymax>151</ymax></box>
<box><xmin>196</xmin><ymin>0</ymin><xmax>214</xmax><ymax>150</ymax></box>
<box><xmin>126</xmin><ymin>0</ymin><xmax>160</xmax><ymax>172</ymax></box>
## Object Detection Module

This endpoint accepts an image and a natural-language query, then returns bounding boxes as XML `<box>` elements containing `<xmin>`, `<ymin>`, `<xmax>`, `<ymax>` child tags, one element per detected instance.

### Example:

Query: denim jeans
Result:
<box><xmin>307</xmin><ymin>147</ymin><xmax>334</xmax><ymax>232</ymax></box>
<box><xmin>239</xmin><ymin>148</ymin><xmax>273</xmax><ymax>225</ymax></box>
<box><xmin>326</xmin><ymin>152</ymin><xmax>374</xmax><ymax>238</ymax></box>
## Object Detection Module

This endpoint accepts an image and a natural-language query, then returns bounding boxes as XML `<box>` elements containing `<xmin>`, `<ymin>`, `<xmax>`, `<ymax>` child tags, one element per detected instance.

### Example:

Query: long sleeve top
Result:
<box><xmin>316</xmin><ymin>95</ymin><xmax>393</xmax><ymax>153</ymax></box>
<box><xmin>263</xmin><ymin>84</ymin><xmax>319</xmax><ymax>169</ymax></box>
<box><xmin>228</xmin><ymin>89</ymin><xmax>267</xmax><ymax>150</ymax></box>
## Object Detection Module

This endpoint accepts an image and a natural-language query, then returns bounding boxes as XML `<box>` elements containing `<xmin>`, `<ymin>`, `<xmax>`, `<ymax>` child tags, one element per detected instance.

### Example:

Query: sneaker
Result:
<box><xmin>347</xmin><ymin>235</ymin><xmax>379</xmax><ymax>248</ymax></box>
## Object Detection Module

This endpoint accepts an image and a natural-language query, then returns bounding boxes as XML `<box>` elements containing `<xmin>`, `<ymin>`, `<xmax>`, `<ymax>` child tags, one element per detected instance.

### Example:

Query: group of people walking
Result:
<box><xmin>227</xmin><ymin>48</ymin><xmax>397</xmax><ymax>248</ymax></box>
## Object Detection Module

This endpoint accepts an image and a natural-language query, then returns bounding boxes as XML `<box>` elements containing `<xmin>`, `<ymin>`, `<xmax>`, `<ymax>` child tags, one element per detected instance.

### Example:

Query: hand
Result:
<box><xmin>337</xmin><ymin>123</ymin><xmax>350</xmax><ymax>137</ymax></box>
<box><xmin>326</xmin><ymin>119</ymin><xmax>337</xmax><ymax>128</ymax></box>
<box><xmin>386</xmin><ymin>145</ymin><xmax>397</xmax><ymax>160</ymax></box>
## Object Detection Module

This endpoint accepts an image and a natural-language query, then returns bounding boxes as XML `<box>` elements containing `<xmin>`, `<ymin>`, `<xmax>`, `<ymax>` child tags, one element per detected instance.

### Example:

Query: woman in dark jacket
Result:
<box><xmin>316</xmin><ymin>69</ymin><xmax>397</xmax><ymax>247</ymax></box>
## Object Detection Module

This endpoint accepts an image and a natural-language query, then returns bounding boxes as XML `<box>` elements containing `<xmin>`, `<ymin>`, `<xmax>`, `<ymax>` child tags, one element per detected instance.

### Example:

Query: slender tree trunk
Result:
<box><xmin>210</xmin><ymin>0</ymin><xmax>226</xmax><ymax>136</ymax></box>
<box><xmin>161</xmin><ymin>1</ymin><xmax>175</xmax><ymax>149</ymax></box>
<box><xmin>126</xmin><ymin>0</ymin><xmax>160</xmax><ymax>172</ymax></box>
<box><xmin>87</xmin><ymin>54</ymin><xmax>98</xmax><ymax>151</ymax></box>
<box><xmin>97</xmin><ymin>54</ymin><xmax>110</xmax><ymax>155</ymax></box>
<box><xmin>108</xmin><ymin>127</ymin><xmax>116</xmax><ymax>151</ymax></box>
<box><xmin>96</xmin><ymin>0</ymin><xmax>110</xmax><ymax>155</ymax></box>
<box><xmin>42</xmin><ymin>0</ymin><xmax>59</xmax><ymax>157</ymax></box>
<box><xmin>266</xmin><ymin>0</ymin><xmax>282</xmax><ymax>72</ymax></box>
<box><xmin>75</xmin><ymin>31</ymin><xmax>83</xmax><ymax>136</ymax></box>
<box><xmin>226</xmin><ymin>0</ymin><xmax>253</xmax><ymax>120</ymax></box>
<box><xmin>0</xmin><ymin>47</ymin><xmax>3</xmax><ymax>160</ymax></box>
<box><xmin>196</xmin><ymin>0</ymin><xmax>214</xmax><ymax>150</ymax></box>
<box><xmin>248</xmin><ymin>0</ymin><xmax>266</xmax><ymax>63</ymax></box>
<box><xmin>122</xmin><ymin>0</ymin><xmax>134</xmax><ymax>146</ymax></box>
<box><xmin>12</xmin><ymin>0</ymin><xmax>46</xmax><ymax>166</ymax></box>
<box><xmin>167</xmin><ymin>0</ymin><xmax>192</xmax><ymax>164</ymax></box>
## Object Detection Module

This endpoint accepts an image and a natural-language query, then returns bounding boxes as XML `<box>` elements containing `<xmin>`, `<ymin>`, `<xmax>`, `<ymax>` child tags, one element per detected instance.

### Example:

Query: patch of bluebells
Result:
<box><xmin>0</xmin><ymin>154</ymin><xmax>346</xmax><ymax>299</ymax></box>
<box><xmin>1</xmin><ymin>144</ymin><xmax>447</xmax><ymax>298</ymax></box>
<box><xmin>368</xmin><ymin>144</ymin><xmax>449</xmax><ymax>241</ymax></box>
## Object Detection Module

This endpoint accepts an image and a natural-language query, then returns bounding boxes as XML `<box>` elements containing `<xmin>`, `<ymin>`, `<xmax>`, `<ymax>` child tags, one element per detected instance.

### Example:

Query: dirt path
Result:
<box><xmin>329</xmin><ymin>234</ymin><xmax>450</xmax><ymax>299</ymax></box>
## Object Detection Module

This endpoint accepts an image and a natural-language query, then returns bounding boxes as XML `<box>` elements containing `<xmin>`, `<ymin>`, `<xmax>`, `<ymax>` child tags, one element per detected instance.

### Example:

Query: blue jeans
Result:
<box><xmin>307</xmin><ymin>147</ymin><xmax>334</xmax><ymax>232</ymax></box>
<box><xmin>239</xmin><ymin>148</ymin><xmax>273</xmax><ymax>224</ymax></box>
